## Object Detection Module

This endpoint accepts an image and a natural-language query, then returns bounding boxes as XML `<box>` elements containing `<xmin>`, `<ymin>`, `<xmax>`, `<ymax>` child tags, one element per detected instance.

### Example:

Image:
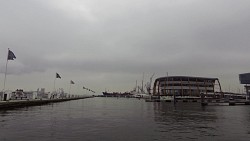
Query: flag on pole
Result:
<box><xmin>8</xmin><ymin>49</ymin><xmax>16</xmax><ymax>60</ymax></box>
<box><xmin>3</xmin><ymin>49</ymin><xmax>16</xmax><ymax>91</ymax></box>
<box><xmin>70</xmin><ymin>80</ymin><xmax>75</xmax><ymax>84</ymax></box>
<box><xmin>56</xmin><ymin>73</ymin><xmax>61</xmax><ymax>79</ymax></box>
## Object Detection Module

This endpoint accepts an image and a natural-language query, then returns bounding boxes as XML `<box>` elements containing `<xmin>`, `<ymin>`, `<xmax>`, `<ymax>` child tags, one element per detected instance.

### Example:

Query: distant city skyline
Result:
<box><xmin>1</xmin><ymin>0</ymin><xmax>250</xmax><ymax>94</ymax></box>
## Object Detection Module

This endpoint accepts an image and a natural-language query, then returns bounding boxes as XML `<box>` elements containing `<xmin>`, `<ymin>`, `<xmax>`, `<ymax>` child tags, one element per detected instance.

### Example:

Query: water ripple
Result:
<box><xmin>1</xmin><ymin>98</ymin><xmax>250</xmax><ymax>141</ymax></box>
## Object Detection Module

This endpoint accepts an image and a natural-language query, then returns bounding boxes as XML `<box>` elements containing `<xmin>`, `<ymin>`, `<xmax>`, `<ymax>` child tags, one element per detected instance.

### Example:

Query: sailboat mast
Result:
<box><xmin>142</xmin><ymin>73</ymin><xmax>144</xmax><ymax>93</ymax></box>
<box><xmin>136</xmin><ymin>80</ymin><xmax>137</xmax><ymax>92</ymax></box>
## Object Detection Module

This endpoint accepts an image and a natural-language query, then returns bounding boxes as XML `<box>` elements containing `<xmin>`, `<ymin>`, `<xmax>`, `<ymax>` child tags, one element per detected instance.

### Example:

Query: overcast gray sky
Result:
<box><xmin>1</xmin><ymin>0</ymin><xmax>250</xmax><ymax>94</ymax></box>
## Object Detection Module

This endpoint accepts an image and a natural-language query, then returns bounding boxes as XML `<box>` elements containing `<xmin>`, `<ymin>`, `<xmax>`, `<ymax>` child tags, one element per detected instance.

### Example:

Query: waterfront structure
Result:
<box><xmin>239</xmin><ymin>73</ymin><xmax>250</xmax><ymax>100</ymax></box>
<box><xmin>152</xmin><ymin>76</ymin><xmax>223</xmax><ymax>97</ymax></box>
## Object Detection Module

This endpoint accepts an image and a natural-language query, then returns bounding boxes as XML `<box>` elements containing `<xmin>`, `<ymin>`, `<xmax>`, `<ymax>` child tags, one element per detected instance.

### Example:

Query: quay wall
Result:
<box><xmin>0</xmin><ymin>96</ymin><xmax>93</xmax><ymax>109</ymax></box>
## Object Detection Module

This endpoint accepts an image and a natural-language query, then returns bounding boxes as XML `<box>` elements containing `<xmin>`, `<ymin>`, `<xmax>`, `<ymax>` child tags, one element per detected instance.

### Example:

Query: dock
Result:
<box><xmin>201</xmin><ymin>100</ymin><xmax>250</xmax><ymax>106</ymax></box>
<box><xmin>0</xmin><ymin>96</ymin><xmax>93</xmax><ymax>109</ymax></box>
<box><xmin>145</xmin><ymin>97</ymin><xmax>250</xmax><ymax>106</ymax></box>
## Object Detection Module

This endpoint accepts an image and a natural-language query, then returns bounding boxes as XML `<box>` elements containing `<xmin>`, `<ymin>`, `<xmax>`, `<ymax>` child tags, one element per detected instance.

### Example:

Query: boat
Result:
<box><xmin>130</xmin><ymin>73</ymin><xmax>155</xmax><ymax>99</ymax></box>
<box><xmin>102</xmin><ymin>91</ymin><xmax>133</xmax><ymax>97</ymax></box>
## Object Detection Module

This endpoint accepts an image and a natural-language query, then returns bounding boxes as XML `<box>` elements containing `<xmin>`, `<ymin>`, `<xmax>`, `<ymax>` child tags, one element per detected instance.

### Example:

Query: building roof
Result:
<box><xmin>155</xmin><ymin>76</ymin><xmax>218</xmax><ymax>81</ymax></box>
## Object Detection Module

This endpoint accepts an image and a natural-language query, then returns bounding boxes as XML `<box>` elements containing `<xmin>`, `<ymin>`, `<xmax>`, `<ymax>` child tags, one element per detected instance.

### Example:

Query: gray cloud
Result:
<box><xmin>1</xmin><ymin>0</ymin><xmax>250</xmax><ymax>93</ymax></box>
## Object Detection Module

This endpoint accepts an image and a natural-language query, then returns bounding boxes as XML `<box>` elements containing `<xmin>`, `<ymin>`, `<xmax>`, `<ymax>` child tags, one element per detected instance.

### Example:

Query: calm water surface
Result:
<box><xmin>1</xmin><ymin>97</ymin><xmax>250</xmax><ymax>141</ymax></box>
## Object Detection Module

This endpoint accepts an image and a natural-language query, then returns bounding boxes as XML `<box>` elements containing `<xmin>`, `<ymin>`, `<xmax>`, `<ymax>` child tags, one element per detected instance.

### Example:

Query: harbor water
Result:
<box><xmin>1</xmin><ymin>97</ymin><xmax>250</xmax><ymax>141</ymax></box>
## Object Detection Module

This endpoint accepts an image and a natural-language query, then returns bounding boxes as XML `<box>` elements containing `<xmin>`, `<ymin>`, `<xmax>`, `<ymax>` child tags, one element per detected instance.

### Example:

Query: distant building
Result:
<box><xmin>239</xmin><ymin>73</ymin><xmax>250</xmax><ymax>84</ymax></box>
<box><xmin>239</xmin><ymin>73</ymin><xmax>250</xmax><ymax>100</ymax></box>
<box><xmin>37</xmin><ymin>88</ymin><xmax>49</xmax><ymax>99</ymax></box>
<box><xmin>0</xmin><ymin>91</ymin><xmax>12</xmax><ymax>101</ymax></box>
<box><xmin>153</xmin><ymin>76</ymin><xmax>223</xmax><ymax>97</ymax></box>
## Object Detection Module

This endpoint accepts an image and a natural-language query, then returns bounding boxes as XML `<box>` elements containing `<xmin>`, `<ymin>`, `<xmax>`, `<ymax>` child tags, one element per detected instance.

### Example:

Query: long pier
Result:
<box><xmin>0</xmin><ymin>96</ymin><xmax>93</xmax><ymax>109</ymax></box>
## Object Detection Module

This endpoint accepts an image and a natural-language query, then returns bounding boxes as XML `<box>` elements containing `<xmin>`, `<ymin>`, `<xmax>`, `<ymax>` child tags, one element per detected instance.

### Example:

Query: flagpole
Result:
<box><xmin>54</xmin><ymin>77</ymin><xmax>56</xmax><ymax>92</ymax></box>
<box><xmin>3</xmin><ymin>48</ymin><xmax>10</xmax><ymax>92</ymax></box>
<box><xmin>69</xmin><ymin>83</ymin><xmax>71</xmax><ymax>95</ymax></box>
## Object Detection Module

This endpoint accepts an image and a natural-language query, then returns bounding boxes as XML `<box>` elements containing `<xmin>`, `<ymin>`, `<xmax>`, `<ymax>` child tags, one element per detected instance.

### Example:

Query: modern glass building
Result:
<box><xmin>152</xmin><ymin>76</ymin><xmax>223</xmax><ymax>97</ymax></box>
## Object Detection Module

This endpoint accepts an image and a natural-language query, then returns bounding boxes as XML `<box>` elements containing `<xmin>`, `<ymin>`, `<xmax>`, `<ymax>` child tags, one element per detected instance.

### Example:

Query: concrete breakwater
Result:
<box><xmin>0</xmin><ymin>96</ymin><xmax>93</xmax><ymax>109</ymax></box>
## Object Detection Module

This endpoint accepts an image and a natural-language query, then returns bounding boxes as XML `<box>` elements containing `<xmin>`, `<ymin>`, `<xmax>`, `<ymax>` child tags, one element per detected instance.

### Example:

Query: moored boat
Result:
<box><xmin>102</xmin><ymin>91</ymin><xmax>133</xmax><ymax>97</ymax></box>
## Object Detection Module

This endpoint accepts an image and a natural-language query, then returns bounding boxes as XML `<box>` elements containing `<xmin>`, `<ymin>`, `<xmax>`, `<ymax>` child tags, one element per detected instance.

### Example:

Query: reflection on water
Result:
<box><xmin>153</xmin><ymin>102</ymin><xmax>219</xmax><ymax>140</ymax></box>
<box><xmin>0</xmin><ymin>98</ymin><xmax>250</xmax><ymax>141</ymax></box>
<box><xmin>152</xmin><ymin>102</ymin><xmax>250</xmax><ymax>141</ymax></box>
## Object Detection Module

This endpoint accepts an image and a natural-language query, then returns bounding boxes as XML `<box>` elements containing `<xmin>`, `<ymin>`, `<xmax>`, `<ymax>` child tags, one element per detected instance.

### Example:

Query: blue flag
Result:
<box><xmin>8</xmin><ymin>50</ymin><xmax>16</xmax><ymax>60</ymax></box>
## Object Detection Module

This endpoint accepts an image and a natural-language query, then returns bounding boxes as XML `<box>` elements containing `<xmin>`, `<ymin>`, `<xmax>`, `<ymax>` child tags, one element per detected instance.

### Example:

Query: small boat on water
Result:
<box><xmin>102</xmin><ymin>91</ymin><xmax>133</xmax><ymax>97</ymax></box>
<box><xmin>132</xmin><ymin>93</ymin><xmax>151</xmax><ymax>99</ymax></box>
